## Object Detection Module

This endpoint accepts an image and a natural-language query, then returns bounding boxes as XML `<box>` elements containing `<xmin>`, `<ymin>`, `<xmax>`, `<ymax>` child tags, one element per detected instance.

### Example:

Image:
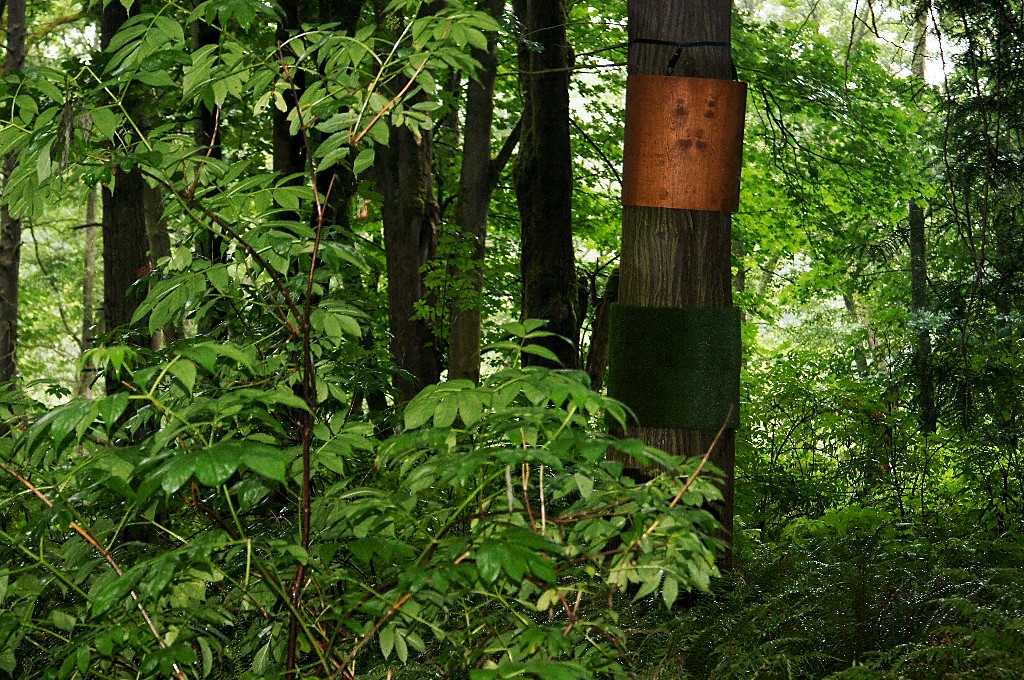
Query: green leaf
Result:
<box><xmin>379</xmin><ymin>624</ymin><xmax>396</xmax><ymax>659</ymax></box>
<box><xmin>352</xmin><ymin>147</ymin><xmax>374</xmax><ymax>175</ymax></box>
<box><xmin>404</xmin><ymin>386</ymin><xmax>438</xmax><ymax>430</ymax></box>
<box><xmin>573</xmin><ymin>473</ymin><xmax>594</xmax><ymax>498</ymax></box>
<box><xmin>89</xmin><ymin>108</ymin><xmax>120</xmax><ymax>140</ymax></box>
<box><xmin>166</xmin><ymin>359</ymin><xmax>198</xmax><ymax>394</ymax></box>
<box><xmin>662</xmin><ymin>575</ymin><xmax>679</xmax><ymax>609</ymax></box>
<box><xmin>242</xmin><ymin>446</ymin><xmax>290</xmax><ymax>484</ymax></box>
<box><xmin>198</xmin><ymin>637</ymin><xmax>214</xmax><ymax>678</ymax></box>
<box><xmin>252</xmin><ymin>642</ymin><xmax>270</xmax><ymax>675</ymax></box>
<box><xmin>195</xmin><ymin>444</ymin><xmax>242</xmax><ymax>486</ymax></box>
<box><xmin>91</xmin><ymin>569</ymin><xmax>143</xmax><ymax>617</ymax></box>
<box><xmin>520</xmin><ymin>344</ymin><xmax>562</xmax><ymax>364</ymax></box>
<box><xmin>160</xmin><ymin>456</ymin><xmax>196</xmax><ymax>494</ymax></box>
<box><xmin>433</xmin><ymin>395</ymin><xmax>459</xmax><ymax>428</ymax></box>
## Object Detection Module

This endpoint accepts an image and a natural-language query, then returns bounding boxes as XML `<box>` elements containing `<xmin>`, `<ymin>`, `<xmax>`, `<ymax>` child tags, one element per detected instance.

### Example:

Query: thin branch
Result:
<box><xmin>0</xmin><ymin>460</ymin><xmax>188</xmax><ymax>680</ymax></box>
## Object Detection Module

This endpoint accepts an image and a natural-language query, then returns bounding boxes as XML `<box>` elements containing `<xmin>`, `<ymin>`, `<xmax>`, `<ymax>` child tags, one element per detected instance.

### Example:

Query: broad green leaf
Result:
<box><xmin>242</xmin><ymin>446</ymin><xmax>289</xmax><ymax>484</ymax></box>
<box><xmin>195</xmin><ymin>444</ymin><xmax>241</xmax><ymax>486</ymax></box>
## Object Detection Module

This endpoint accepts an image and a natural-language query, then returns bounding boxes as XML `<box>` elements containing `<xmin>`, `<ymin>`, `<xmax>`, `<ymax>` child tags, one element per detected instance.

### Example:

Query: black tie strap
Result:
<box><xmin>630</xmin><ymin>38</ymin><xmax>730</xmax><ymax>75</ymax></box>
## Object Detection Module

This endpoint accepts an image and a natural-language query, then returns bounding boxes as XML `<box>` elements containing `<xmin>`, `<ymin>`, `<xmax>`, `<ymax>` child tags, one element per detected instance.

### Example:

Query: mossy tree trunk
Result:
<box><xmin>619</xmin><ymin>0</ymin><xmax>738</xmax><ymax>568</ymax></box>
<box><xmin>513</xmin><ymin>0</ymin><xmax>578</xmax><ymax>369</ymax></box>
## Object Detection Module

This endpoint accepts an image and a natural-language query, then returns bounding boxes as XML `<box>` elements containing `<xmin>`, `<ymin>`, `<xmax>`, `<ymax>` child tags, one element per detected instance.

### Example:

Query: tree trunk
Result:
<box><xmin>617</xmin><ymin>0</ymin><xmax>738</xmax><ymax>568</ymax></box>
<box><xmin>378</xmin><ymin>123</ymin><xmax>442</xmax><ymax>402</ymax></box>
<box><xmin>101</xmin><ymin>0</ymin><xmax>151</xmax><ymax>393</ymax></box>
<box><xmin>75</xmin><ymin>187</ymin><xmax>100</xmax><ymax>398</ymax></box>
<box><xmin>0</xmin><ymin>0</ymin><xmax>26</xmax><ymax>385</ymax></box>
<box><xmin>192</xmin><ymin>12</ymin><xmax>225</xmax><ymax>263</ymax></box>
<box><xmin>448</xmin><ymin>0</ymin><xmax>504</xmax><ymax>383</ymax></box>
<box><xmin>586</xmin><ymin>268</ymin><xmax>618</xmax><ymax>392</ymax></box>
<box><xmin>513</xmin><ymin>0</ymin><xmax>578</xmax><ymax>369</ymax></box>
<box><xmin>273</xmin><ymin>0</ymin><xmax>306</xmax><ymax>182</ymax></box>
<box><xmin>144</xmin><ymin>184</ymin><xmax>180</xmax><ymax>347</ymax></box>
<box><xmin>909</xmin><ymin>4</ymin><xmax>935</xmax><ymax>434</ymax></box>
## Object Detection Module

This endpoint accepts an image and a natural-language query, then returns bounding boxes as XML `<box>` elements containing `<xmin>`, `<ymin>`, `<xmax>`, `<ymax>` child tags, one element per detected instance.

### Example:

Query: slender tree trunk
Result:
<box><xmin>513</xmin><ymin>0</ymin><xmax>578</xmax><ymax>369</ymax></box>
<box><xmin>76</xmin><ymin>187</ymin><xmax>100</xmax><ymax>398</ymax></box>
<box><xmin>449</xmin><ymin>0</ymin><xmax>504</xmax><ymax>383</ymax></box>
<box><xmin>101</xmin><ymin>0</ymin><xmax>151</xmax><ymax>394</ymax></box>
<box><xmin>586</xmin><ymin>269</ymin><xmax>618</xmax><ymax>391</ymax></box>
<box><xmin>0</xmin><ymin>0</ymin><xmax>26</xmax><ymax>385</ymax></box>
<box><xmin>144</xmin><ymin>184</ymin><xmax>180</xmax><ymax>347</ymax></box>
<box><xmin>618</xmin><ymin>0</ymin><xmax>738</xmax><ymax>568</ymax></box>
<box><xmin>910</xmin><ymin>4</ymin><xmax>936</xmax><ymax>434</ymax></box>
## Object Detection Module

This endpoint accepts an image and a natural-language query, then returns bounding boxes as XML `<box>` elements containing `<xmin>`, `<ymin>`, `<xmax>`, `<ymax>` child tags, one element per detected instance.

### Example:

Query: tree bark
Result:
<box><xmin>448</xmin><ymin>0</ymin><xmax>504</xmax><ymax>383</ymax></box>
<box><xmin>0</xmin><ymin>0</ymin><xmax>26</xmax><ymax>385</ymax></box>
<box><xmin>619</xmin><ymin>0</ymin><xmax>738</xmax><ymax>568</ymax></box>
<box><xmin>909</xmin><ymin>4</ymin><xmax>935</xmax><ymax>434</ymax></box>
<box><xmin>273</xmin><ymin>0</ymin><xmax>306</xmax><ymax>182</ymax></box>
<box><xmin>513</xmin><ymin>0</ymin><xmax>578</xmax><ymax>369</ymax></box>
<box><xmin>101</xmin><ymin>0</ymin><xmax>151</xmax><ymax>393</ymax></box>
<box><xmin>586</xmin><ymin>268</ymin><xmax>618</xmax><ymax>392</ymax></box>
<box><xmin>378</xmin><ymin>123</ymin><xmax>442</xmax><ymax>402</ymax></box>
<box><xmin>75</xmin><ymin>187</ymin><xmax>100</xmax><ymax>398</ymax></box>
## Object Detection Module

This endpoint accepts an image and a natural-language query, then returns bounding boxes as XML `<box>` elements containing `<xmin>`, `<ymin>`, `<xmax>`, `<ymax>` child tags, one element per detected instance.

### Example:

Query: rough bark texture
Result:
<box><xmin>586</xmin><ymin>269</ymin><xmax>618</xmax><ymax>392</ymax></box>
<box><xmin>910</xmin><ymin>7</ymin><xmax>935</xmax><ymax>434</ymax></box>
<box><xmin>76</xmin><ymin>188</ymin><xmax>99</xmax><ymax>398</ymax></box>
<box><xmin>513</xmin><ymin>0</ymin><xmax>578</xmax><ymax>369</ymax></box>
<box><xmin>101</xmin><ymin>0</ymin><xmax>152</xmax><ymax>394</ymax></box>
<box><xmin>0</xmin><ymin>0</ymin><xmax>26</xmax><ymax>385</ymax></box>
<box><xmin>620</xmin><ymin>0</ymin><xmax>737</xmax><ymax>568</ymax></box>
<box><xmin>378</xmin><ymin>124</ymin><xmax>442</xmax><ymax>402</ymax></box>
<box><xmin>144</xmin><ymin>185</ymin><xmax>180</xmax><ymax>347</ymax></box>
<box><xmin>448</xmin><ymin>0</ymin><xmax>504</xmax><ymax>383</ymax></box>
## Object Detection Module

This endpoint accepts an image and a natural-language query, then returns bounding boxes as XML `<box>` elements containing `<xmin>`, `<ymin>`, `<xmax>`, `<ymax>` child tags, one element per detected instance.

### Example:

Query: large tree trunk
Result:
<box><xmin>101</xmin><ymin>0</ymin><xmax>151</xmax><ymax>394</ymax></box>
<box><xmin>513</xmin><ymin>0</ymin><xmax>578</xmax><ymax>369</ymax></box>
<box><xmin>448</xmin><ymin>0</ymin><xmax>504</xmax><ymax>383</ymax></box>
<box><xmin>378</xmin><ymin>123</ymin><xmax>442</xmax><ymax>402</ymax></box>
<box><xmin>909</xmin><ymin>5</ymin><xmax>935</xmax><ymax>434</ymax></box>
<box><xmin>618</xmin><ymin>0</ymin><xmax>738</xmax><ymax>568</ymax></box>
<box><xmin>0</xmin><ymin>0</ymin><xmax>26</xmax><ymax>385</ymax></box>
